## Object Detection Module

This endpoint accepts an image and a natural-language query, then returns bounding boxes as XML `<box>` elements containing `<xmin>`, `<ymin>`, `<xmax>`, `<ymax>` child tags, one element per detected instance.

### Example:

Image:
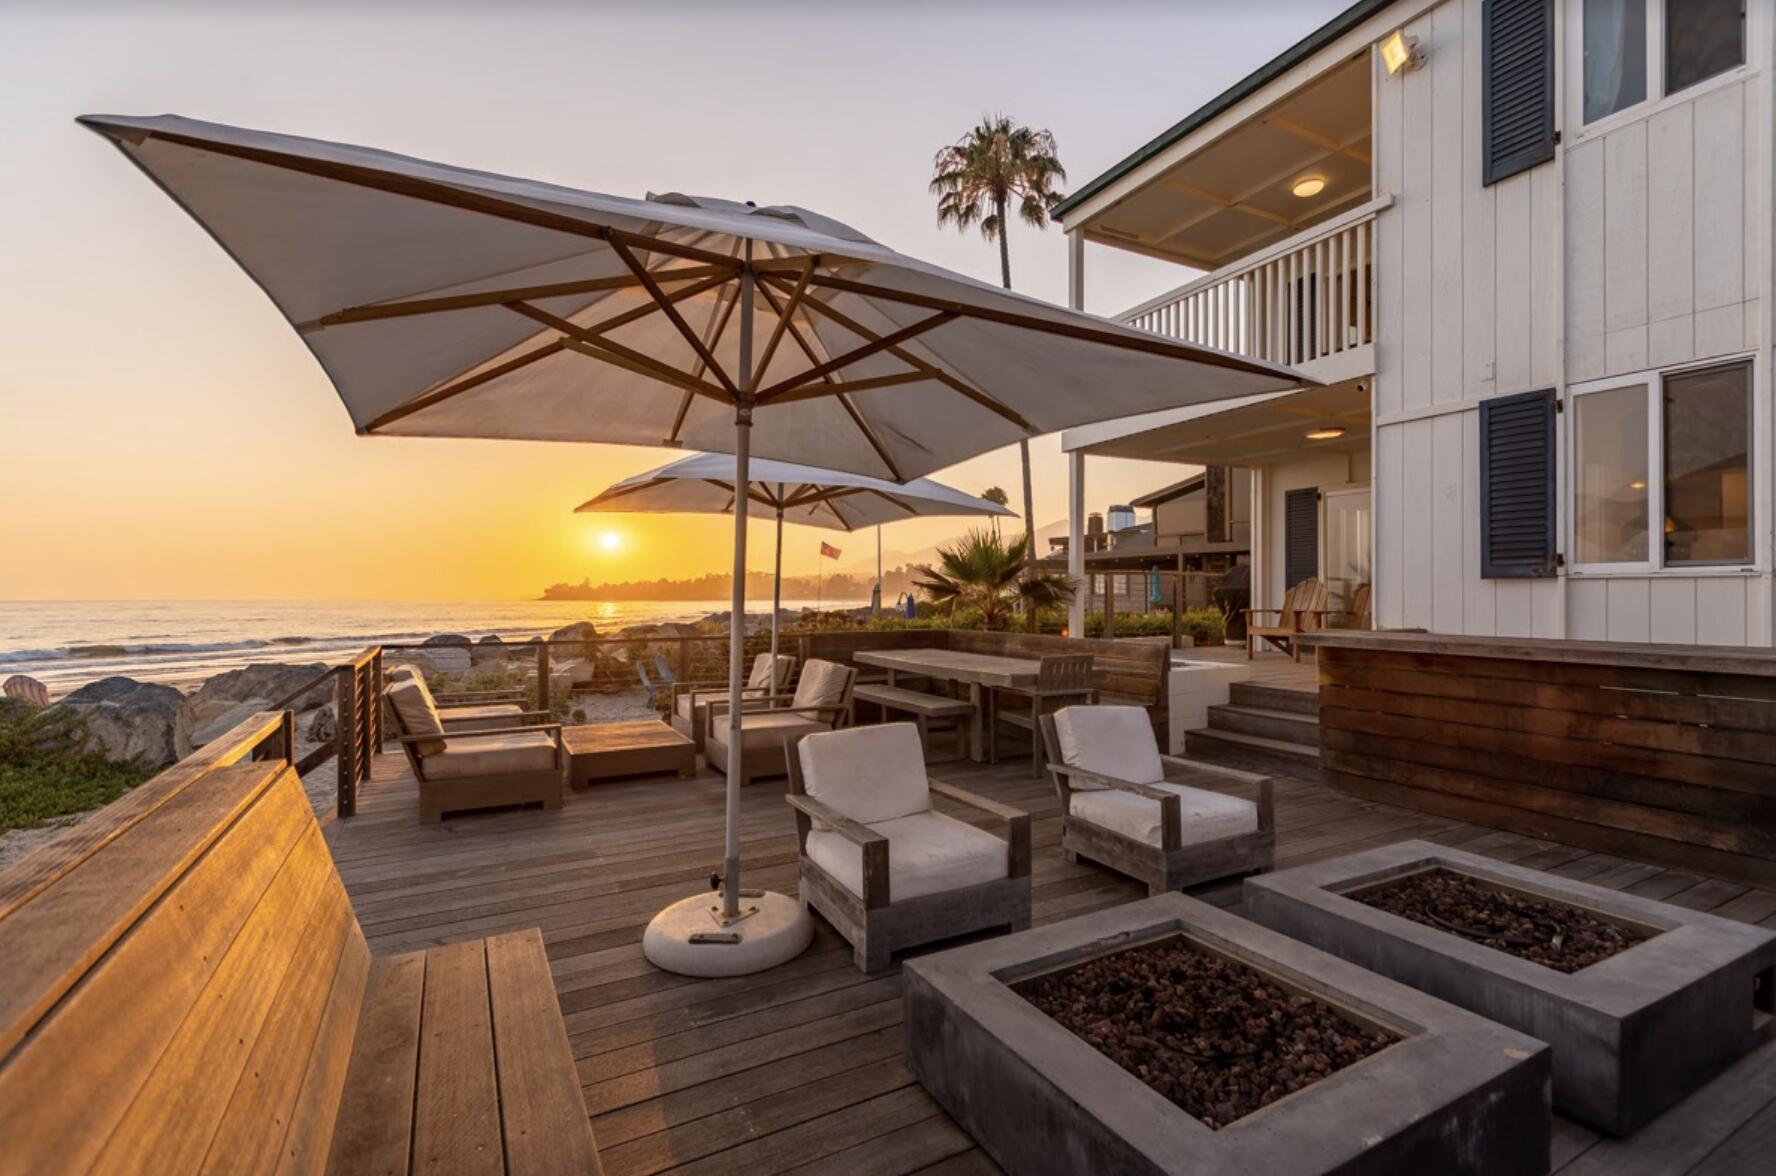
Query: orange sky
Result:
<box><xmin>0</xmin><ymin>1</ymin><xmax>1341</xmax><ymax>601</ymax></box>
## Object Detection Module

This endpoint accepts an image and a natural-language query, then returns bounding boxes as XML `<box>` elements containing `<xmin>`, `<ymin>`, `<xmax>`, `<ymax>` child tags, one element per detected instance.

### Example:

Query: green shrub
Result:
<box><xmin>0</xmin><ymin>699</ymin><xmax>153</xmax><ymax>832</ymax></box>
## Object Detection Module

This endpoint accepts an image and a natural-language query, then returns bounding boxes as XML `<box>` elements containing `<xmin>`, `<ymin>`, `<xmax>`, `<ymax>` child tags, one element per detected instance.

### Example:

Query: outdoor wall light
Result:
<box><xmin>1306</xmin><ymin>426</ymin><xmax>1347</xmax><ymax>441</ymax></box>
<box><xmin>1380</xmin><ymin>29</ymin><xmax>1424</xmax><ymax>76</ymax></box>
<box><xmin>1291</xmin><ymin>176</ymin><xmax>1327</xmax><ymax>198</ymax></box>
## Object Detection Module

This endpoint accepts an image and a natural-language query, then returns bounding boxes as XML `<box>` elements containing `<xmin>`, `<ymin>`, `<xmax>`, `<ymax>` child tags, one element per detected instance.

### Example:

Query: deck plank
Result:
<box><xmin>324</xmin><ymin>739</ymin><xmax>1776</xmax><ymax>1176</ymax></box>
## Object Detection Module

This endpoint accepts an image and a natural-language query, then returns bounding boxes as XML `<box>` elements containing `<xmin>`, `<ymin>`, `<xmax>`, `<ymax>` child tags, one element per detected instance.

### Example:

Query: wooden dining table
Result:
<box><xmin>853</xmin><ymin>648</ymin><xmax>1044</xmax><ymax>762</ymax></box>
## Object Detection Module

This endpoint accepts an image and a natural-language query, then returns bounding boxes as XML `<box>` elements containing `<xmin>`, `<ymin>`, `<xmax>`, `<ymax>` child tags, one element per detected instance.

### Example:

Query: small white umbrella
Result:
<box><xmin>81</xmin><ymin>114</ymin><xmax>1308</xmax><ymax>975</ymax></box>
<box><xmin>577</xmin><ymin>452</ymin><xmax>1015</xmax><ymax>671</ymax></box>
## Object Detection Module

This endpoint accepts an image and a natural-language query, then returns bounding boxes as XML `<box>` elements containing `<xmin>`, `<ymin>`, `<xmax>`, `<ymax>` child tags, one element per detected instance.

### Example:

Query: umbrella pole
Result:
<box><xmin>771</xmin><ymin>505</ymin><xmax>783</xmax><ymax>699</ymax></box>
<box><xmin>721</xmin><ymin>260</ymin><xmax>757</xmax><ymax>923</ymax></box>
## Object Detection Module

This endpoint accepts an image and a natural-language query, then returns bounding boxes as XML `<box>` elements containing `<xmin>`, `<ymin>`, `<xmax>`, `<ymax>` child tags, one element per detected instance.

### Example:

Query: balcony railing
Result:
<box><xmin>1118</xmin><ymin>196</ymin><xmax>1388</xmax><ymax>369</ymax></box>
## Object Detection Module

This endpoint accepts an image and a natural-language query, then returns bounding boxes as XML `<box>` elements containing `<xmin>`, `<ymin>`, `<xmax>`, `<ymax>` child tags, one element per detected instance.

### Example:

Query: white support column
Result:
<box><xmin>1249</xmin><ymin>465</ymin><xmax>1267</xmax><ymax>615</ymax></box>
<box><xmin>1068</xmin><ymin>450</ymin><xmax>1086</xmax><ymax>638</ymax></box>
<box><xmin>1066</xmin><ymin>229</ymin><xmax>1087</xmax><ymax>640</ymax></box>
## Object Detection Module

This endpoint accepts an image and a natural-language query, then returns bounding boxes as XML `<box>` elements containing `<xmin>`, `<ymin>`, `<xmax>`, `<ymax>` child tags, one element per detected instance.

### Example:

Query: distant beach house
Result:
<box><xmin>1060</xmin><ymin>0</ymin><xmax>1771</xmax><ymax>647</ymax></box>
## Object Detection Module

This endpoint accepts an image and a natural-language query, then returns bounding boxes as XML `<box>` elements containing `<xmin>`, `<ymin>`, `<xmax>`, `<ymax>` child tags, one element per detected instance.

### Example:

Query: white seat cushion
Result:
<box><xmin>793</xmin><ymin>659</ymin><xmax>851</xmax><ymax>710</ymax></box>
<box><xmin>796</xmin><ymin>723</ymin><xmax>930</xmax><ymax>825</ymax></box>
<box><xmin>424</xmin><ymin>730</ymin><xmax>558</xmax><ymax>781</ymax></box>
<box><xmin>439</xmin><ymin>703</ymin><xmax>523</xmax><ymax>732</ymax></box>
<box><xmin>747</xmin><ymin>653</ymin><xmax>796</xmax><ymax>690</ymax></box>
<box><xmin>805</xmin><ymin>810</ymin><xmax>1006</xmax><ymax>903</ymax></box>
<box><xmin>1070</xmin><ymin>782</ymin><xmax>1257</xmax><ymax>848</ymax></box>
<box><xmin>386</xmin><ymin>676</ymin><xmax>446</xmax><ymax>756</ymax></box>
<box><xmin>1052</xmin><ymin>706</ymin><xmax>1165</xmax><ymax>786</ymax></box>
<box><xmin>710</xmin><ymin>711</ymin><xmax>829</xmax><ymax>753</ymax></box>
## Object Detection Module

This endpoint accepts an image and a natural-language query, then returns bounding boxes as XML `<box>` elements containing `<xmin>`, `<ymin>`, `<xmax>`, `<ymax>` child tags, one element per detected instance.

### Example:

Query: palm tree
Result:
<box><xmin>913</xmin><ymin>528</ymin><xmax>1074</xmax><ymax>631</ymax></box>
<box><xmin>980</xmin><ymin>485</ymin><xmax>1010</xmax><ymax>539</ymax></box>
<box><xmin>931</xmin><ymin>116</ymin><xmax>1066</xmax><ymax>618</ymax></box>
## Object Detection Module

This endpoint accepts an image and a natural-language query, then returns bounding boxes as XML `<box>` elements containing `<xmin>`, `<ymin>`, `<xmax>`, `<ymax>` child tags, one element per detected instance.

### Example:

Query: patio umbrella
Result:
<box><xmin>576</xmin><ymin>452</ymin><xmax>1015</xmax><ymax>672</ymax></box>
<box><xmin>80</xmin><ymin>113</ymin><xmax>1307</xmax><ymax>975</ymax></box>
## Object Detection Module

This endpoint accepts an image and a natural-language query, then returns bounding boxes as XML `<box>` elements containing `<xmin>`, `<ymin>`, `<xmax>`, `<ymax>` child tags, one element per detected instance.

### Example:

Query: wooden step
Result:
<box><xmin>1206</xmin><ymin>704</ymin><xmax>1320</xmax><ymax>747</ymax></box>
<box><xmin>1228</xmin><ymin>683</ymin><xmax>1319</xmax><ymax>716</ymax></box>
<box><xmin>1185</xmin><ymin>727</ymin><xmax>1321</xmax><ymax>772</ymax></box>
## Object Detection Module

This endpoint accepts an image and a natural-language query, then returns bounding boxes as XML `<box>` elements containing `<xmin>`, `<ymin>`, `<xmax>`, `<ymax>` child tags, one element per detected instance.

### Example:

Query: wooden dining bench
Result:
<box><xmin>0</xmin><ymin>711</ymin><xmax>601</xmax><ymax>1176</ymax></box>
<box><xmin>851</xmin><ymin>682</ymin><xmax>974</xmax><ymax>761</ymax></box>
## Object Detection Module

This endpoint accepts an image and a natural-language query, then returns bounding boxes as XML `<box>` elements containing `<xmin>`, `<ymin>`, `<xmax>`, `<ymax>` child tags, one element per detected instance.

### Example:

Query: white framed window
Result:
<box><xmin>1568</xmin><ymin>358</ymin><xmax>1754</xmax><ymax>573</ymax></box>
<box><xmin>1570</xmin><ymin>0</ymin><xmax>1749</xmax><ymax>130</ymax></box>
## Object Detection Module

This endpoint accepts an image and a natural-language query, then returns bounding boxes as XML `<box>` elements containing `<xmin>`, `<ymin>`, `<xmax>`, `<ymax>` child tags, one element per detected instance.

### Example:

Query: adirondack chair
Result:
<box><xmin>636</xmin><ymin>651</ymin><xmax>676</xmax><ymax>708</ymax></box>
<box><xmin>1244</xmin><ymin>577</ymin><xmax>1330</xmax><ymax>661</ymax></box>
<box><xmin>1327</xmin><ymin>582</ymin><xmax>1373</xmax><ymax>631</ymax></box>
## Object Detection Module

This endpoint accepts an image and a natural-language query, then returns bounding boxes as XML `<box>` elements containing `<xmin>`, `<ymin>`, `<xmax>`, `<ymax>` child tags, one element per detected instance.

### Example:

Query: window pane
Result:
<box><xmin>1663</xmin><ymin>362</ymin><xmax>1750</xmax><ymax>564</ymax></box>
<box><xmin>1575</xmin><ymin>385</ymin><xmax>1649</xmax><ymax>564</ymax></box>
<box><xmin>1584</xmin><ymin>0</ymin><xmax>1646</xmax><ymax>122</ymax></box>
<box><xmin>1666</xmin><ymin>0</ymin><xmax>1743</xmax><ymax>95</ymax></box>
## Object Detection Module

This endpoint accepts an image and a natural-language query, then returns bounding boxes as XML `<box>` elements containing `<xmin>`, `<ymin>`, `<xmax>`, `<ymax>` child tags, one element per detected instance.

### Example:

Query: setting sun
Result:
<box><xmin>598</xmin><ymin>531</ymin><xmax>622</xmax><ymax>552</ymax></box>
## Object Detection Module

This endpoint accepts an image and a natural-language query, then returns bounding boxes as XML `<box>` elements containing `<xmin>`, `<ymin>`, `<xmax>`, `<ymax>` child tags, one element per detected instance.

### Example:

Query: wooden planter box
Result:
<box><xmin>1245</xmin><ymin>841</ymin><xmax>1776</xmax><ymax>1134</ymax></box>
<box><xmin>904</xmin><ymin>894</ymin><xmax>1550</xmax><ymax>1176</ymax></box>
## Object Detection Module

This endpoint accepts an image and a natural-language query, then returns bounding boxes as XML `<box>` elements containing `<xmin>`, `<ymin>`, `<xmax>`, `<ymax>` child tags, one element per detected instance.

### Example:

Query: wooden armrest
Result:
<box><xmin>1159</xmin><ymin>753</ymin><xmax>1269</xmax><ymax>786</ymax></box>
<box><xmin>785</xmin><ymin>793</ymin><xmax>885</xmax><ymax>847</ymax></box>
<box><xmin>398</xmin><ymin>723</ymin><xmax>562</xmax><ymax>744</ymax></box>
<box><xmin>434</xmin><ymin>689</ymin><xmax>525</xmax><ymax>703</ymax></box>
<box><xmin>928</xmin><ymin>779</ymin><xmax>1026</xmax><ymax>823</ymax></box>
<box><xmin>443</xmin><ymin>708</ymin><xmax>551</xmax><ymax>723</ymax></box>
<box><xmin>1242</xmin><ymin>608</ymin><xmax>1283</xmax><ymax>618</ymax></box>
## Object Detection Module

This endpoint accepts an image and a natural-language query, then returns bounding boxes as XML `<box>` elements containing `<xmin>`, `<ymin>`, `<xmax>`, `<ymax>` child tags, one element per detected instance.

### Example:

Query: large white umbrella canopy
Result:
<box><xmin>578</xmin><ymin>452</ymin><xmax>1016</xmax><ymax>663</ymax></box>
<box><xmin>80</xmin><ymin>113</ymin><xmax>1308</xmax><ymax>973</ymax></box>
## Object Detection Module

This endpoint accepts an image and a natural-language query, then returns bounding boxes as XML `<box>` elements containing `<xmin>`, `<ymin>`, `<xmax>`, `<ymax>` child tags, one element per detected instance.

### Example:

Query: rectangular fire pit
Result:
<box><xmin>1244</xmin><ymin>841</ymin><xmax>1776</xmax><ymax>1135</ymax></box>
<box><xmin>903</xmin><ymin>893</ymin><xmax>1550</xmax><ymax>1176</ymax></box>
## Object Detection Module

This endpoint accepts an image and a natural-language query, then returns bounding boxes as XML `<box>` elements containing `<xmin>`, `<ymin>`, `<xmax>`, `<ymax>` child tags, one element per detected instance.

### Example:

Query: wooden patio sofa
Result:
<box><xmin>0</xmin><ymin>711</ymin><xmax>601</xmax><ymax>1175</ymax></box>
<box><xmin>387</xmin><ymin>671</ymin><xmax>566</xmax><ymax>821</ymax></box>
<box><xmin>1040</xmin><ymin>705</ymin><xmax>1274</xmax><ymax>896</ymax></box>
<box><xmin>786</xmin><ymin>723</ymin><xmax>1032</xmax><ymax>972</ymax></box>
<box><xmin>387</xmin><ymin>663</ymin><xmax>549</xmax><ymax>732</ymax></box>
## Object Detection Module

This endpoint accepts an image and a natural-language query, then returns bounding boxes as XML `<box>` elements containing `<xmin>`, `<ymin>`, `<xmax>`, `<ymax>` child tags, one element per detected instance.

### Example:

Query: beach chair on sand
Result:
<box><xmin>786</xmin><ymin>723</ymin><xmax>1031</xmax><ymax>973</ymax></box>
<box><xmin>385</xmin><ymin>673</ymin><xmax>565</xmax><ymax>821</ymax></box>
<box><xmin>637</xmin><ymin>652</ymin><xmax>676</xmax><ymax>708</ymax></box>
<box><xmin>1040</xmin><ymin>705</ymin><xmax>1273</xmax><ymax>896</ymax></box>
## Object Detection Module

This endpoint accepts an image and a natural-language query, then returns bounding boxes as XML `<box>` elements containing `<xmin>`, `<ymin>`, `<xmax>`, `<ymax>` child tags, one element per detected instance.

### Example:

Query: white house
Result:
<box><xmin>1060</xmin><ymin>0</ymin><xmax>1773</xmax><ymax>647</ymax></box>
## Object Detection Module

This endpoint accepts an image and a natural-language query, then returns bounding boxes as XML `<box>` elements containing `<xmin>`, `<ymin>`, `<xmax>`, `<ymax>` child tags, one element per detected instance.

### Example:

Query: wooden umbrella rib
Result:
<box><xmin>506</xmin><ymin>301</ymin><xmax>730</xmax><ymax>402</ymax></box>
<box><xmin>798</xmin><ymin>269</ymin><xmax>1301</xmax><ymax>379</ymax></box>
<box><xmin>754</xmin><ymin>311</ymin><xmax>956</xmax><ymax>402</ymax></box>
<box><xmin>138</xmin><ymin>128</ymin><xmax>744</xmax><ymax>270</ymax></box>
<box><xmin>759</xmin><ymin>276</ymin><xmax>1035</xmax><ymax>431</ymax></box>
<box><xmin>364</xmin><ymin>339</ymin><xmax>566</xmax><ymax>431</ymax></box>
<box><xmin>761</xmin><ymin>370</ymin><xmax>928</xmax><ymax>406</ymax></box>
<box><xmin>865</xmin><ymin>487</ymin><xmax>918</xmax><ymax>514</ymax></box>
<box><xmin>609</xmin><ymin>237</ymin><xmax>738</xmax><ymax>396</ymax></box>
<box><xmin>306</xmin><ymin>264</ymin><xmax>728</xmax><ymax>328</ymax></box>
<box><xmin>752</xmin><ymin>257</ymin><xmax>815</xmax><ymax>389</ymax></box>
<box><xmin>832</xmin><ymin>392</ymin><xmax>904</xmax><ymax>482</ymax></box>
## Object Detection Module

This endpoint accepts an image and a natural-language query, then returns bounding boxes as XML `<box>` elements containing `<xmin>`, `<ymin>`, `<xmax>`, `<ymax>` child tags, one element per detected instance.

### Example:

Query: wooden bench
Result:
<box><xmin>852</xmin><ymin>682</ymin><xmax>974</xmax><ymax>762</ymax></box>
<box><xmin>0</xmin><ymin>711</ymin><xmax>601</xmax><ymax>1176</ymax></box>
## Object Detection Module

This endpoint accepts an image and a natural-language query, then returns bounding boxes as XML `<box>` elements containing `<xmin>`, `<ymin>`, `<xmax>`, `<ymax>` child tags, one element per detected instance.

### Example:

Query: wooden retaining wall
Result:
<box><xmin>1304</xmin><ymin>632</ymin><xmax>1776</xmax><ymax>888</ymax></box>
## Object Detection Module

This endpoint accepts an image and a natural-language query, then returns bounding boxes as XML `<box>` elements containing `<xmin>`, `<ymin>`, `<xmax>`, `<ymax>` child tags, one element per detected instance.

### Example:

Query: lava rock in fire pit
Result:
<box><xmin>1014</xmin><ymin>936</ymin><xmax>1393</xmax><ymax>1129</ymax></box>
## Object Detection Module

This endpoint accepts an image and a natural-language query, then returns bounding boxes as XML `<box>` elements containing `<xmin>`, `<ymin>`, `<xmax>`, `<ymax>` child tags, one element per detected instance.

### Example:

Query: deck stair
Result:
<box><xmin>1185</xmin><ymin>682</ymin><xmax>1319</xmax><ymax>769</ymax></box>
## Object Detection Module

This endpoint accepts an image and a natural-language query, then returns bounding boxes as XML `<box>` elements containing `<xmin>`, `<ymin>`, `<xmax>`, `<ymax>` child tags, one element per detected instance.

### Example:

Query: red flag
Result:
<box><xmin>819</xmin><ymin>542</ymin><xmax>842</xmax><ymax>560</ymax></box>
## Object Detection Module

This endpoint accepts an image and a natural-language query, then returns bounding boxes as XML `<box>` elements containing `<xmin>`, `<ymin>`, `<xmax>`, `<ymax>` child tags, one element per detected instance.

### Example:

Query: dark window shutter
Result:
<box><xmin>1480</xmin><ymin>389</ymin><xmax>1557</xmax><ymax>578</ymax></box>
<box><xmin>1284</xmin><ymin>488</ymin><xmax>1320</xmax><ymax>589</ymax></box>
<box><xmin>1482</xmin><ymin>0</ymin><xmax>1556</xmax><ymax>185</ymax></box>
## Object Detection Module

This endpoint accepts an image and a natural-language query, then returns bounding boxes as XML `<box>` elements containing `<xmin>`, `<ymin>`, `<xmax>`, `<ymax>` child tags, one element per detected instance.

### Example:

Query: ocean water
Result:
<box><xmin>0</xmin><ymin>599</ymin><xmax>863</xmax><ymax>698</ymax></box>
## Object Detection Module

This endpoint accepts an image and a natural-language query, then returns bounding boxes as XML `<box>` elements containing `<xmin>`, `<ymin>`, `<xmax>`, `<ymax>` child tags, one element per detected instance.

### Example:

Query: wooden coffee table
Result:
<box><xmin>562</xmin><ymin>720</ymin><xmax>697</xmax><ymax>788</ymax></box>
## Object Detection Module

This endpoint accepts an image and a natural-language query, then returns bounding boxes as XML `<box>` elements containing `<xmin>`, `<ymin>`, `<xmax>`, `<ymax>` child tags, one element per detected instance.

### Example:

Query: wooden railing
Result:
<box><xmin>267</xmin><ymin>647</ymin><xmax>381</xmax><ymax>818</ymax></box>
<box><xmin>1118</xmin><ymin>197</ymin><xmax>1387</xmax><ymax>368</ymax></box>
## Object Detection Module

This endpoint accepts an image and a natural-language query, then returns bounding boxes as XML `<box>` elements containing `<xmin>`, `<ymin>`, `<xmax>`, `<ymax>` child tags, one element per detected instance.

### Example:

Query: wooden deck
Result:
<box><xmin>324</xmin><ymin>738</ymin><xmax>1775</xmax><ymax>1176</ymax></box>
<box><xmin>1182</xmin><ymin>642</ymin><xmax>1324</xmax><ymax>693</ymax></box>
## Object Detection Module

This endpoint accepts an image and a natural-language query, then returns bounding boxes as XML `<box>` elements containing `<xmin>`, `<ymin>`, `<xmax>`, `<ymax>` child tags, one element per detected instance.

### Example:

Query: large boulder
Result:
<box><xmin>471</xmin><ymin>633</ymin><xmax>508</xmax><ymax>665</ymax></box>
<box><xmin>422</xmin><ymin>633</ymin><xmax>473</xmax><ymax>647</ymax></box>
<box><xmin>548</xmin><ymin>621</ymin><xmax>602</xmax><ymax>660</ymax></box>
<box><xmin>187</xmin><ymin>662</ymin><xmax>331</xmax><ymax>712</ymax></box>
<box><xmin>3</xmin><ymin>674</ymin><xmax>50</xmax><ymax>708</ymax></box>
<box><xmin>53</xmin><ymin>676</ymin><xmax>192</xmax><ymax>768</ymax></box>
<box><xmin>191</xmin><ymin>701</ymin><xmax>270</xmax><ymax>748</ymax></box>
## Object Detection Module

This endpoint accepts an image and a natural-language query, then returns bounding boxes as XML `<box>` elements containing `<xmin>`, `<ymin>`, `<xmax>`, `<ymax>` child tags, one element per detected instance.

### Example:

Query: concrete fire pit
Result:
<box><xmin>903</xmin><ymin>893</ymin><xmax>1550</xmax><ymax>1176</ymax></box>
<box><xmin>1244</xmin><ymin>841</ymin><xmax>1776</xmax><ymax>1135</ymax></box>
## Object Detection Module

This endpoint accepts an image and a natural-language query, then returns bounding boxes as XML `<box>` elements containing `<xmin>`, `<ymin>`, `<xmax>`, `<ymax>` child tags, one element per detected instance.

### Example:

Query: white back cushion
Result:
<box><xmin>797</xmin><ymin>722</ymin><xmax>929</xmax><ymax>824</ymax></box>
<box><xmin>386</xmin><ymin>676</ymin><xmax>446</xmax><ymax>756</ymax></box>
<box><xmin>793</xmin><ymin>659</ymin><xmax>850</xmax><ymax>710</ymax></box>
<box><xmin>1052</xmin><ymin>705</ymin><xmax>1164</xmax><ymax>785</ymax></box>
<box><xmin>746</xmin><ymin>653</ymin><xmax>796</xmax><ymax>689</ymax></box>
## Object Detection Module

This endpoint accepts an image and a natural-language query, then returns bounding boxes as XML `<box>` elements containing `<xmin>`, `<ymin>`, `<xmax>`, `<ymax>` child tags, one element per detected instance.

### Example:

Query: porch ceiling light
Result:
<box><xmin>1291</xmin><ymin>176</ymin><xmax>1327</xmax><ymax>199</ymax></box>
<box><xmin>1381</xmin><ymin>29</ymin><xmax>1424</xmax><ymax>76</ymax></box>
<box><xmin>1306</xmin><ymin>426</ymin><xmax>1346</xmax><ymax>440</ymax></box>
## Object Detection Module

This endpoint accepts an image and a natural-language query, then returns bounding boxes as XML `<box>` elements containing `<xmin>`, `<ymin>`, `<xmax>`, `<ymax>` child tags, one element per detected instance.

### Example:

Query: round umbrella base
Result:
<box><xmin>642</xmin><ymin>890</ymin><xmax>813</xmax><ymax>977</ymax></box>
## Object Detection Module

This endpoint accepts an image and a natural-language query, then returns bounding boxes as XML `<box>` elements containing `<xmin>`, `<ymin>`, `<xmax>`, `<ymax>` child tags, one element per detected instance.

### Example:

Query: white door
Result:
<box><xmin>1322</xmin><ymin>488</ymin><xmax>1371</xmax><ymax>623</ymax></box>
